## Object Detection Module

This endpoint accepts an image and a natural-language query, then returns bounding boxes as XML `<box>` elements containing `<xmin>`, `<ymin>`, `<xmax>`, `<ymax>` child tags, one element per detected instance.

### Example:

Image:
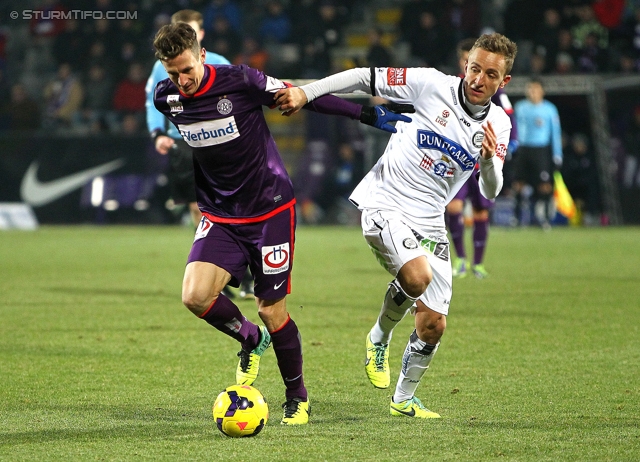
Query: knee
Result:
<box><xmin>416</xmin><ymin>313</ymin><xmax>446</xmax><ymax>341</ymax></box>
<box><xmin>182</xmin><ymin>288</ymin><xmax>215</xmax><ymax>317</ymax></box>
<box><xmin>399</xmin><ymin>268</ymin><xmax>432</xmax><ymax>298</ymax></box>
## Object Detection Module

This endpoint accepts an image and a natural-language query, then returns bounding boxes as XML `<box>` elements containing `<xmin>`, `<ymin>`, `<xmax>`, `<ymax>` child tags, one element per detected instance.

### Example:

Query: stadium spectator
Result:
<box><xmin>113</xmin><ymin>62</ymin><xmax>147</xmax><ymax>114</ymax></box>
<box><xmin>203</xmin><ymin>0</ymin><xmax>243</xmax><ymax>34</ymax></box>
<box><xmin>259</xmin><ymin>0</ymin><xmax>292</xmax><ymax>44</ymax></box>
<box><xmin>77</xmin><ymin>63</ymin><xmax>114</xmax><ymax>133</ymax></box>
<box><xmin>363</xmin><ymin>27</ymin><xmax>392</xmax><ymax>67</ymax></box>
<box><xmin>622</xmin><ymin>105</ymin><xmax>640</xmax><ymax>189</ymax></box>
<box><xmin>562</xmin><ymin>133</ymin><xmax>602</xmax><ymax>225</ymax></box>
<box><xmin>441</xmin><ymin>0</ymin><xmax>482</xmax><ymax>44</ymax></box>
<box><xmin>52</xmin><ymin>19</ymin><xmax>87</xmax><ymax>70</ymax></box>
<box><xmin>296</xmin><ymin>0</ymin><xmax>346</xmax><ymax>77</ymax></box>
<box><xmin>0</xmin><ymin>83</ymin><xmax>41</xmax><ymax>131</ymax></box>
<box><xmin>575</xmin><ymin>31</ymin><xmax>609</xmax><ymax>73</ymax></box>
<box><xmin>202</xmin><ymin>16</ymin><xmax>242</xmax><ymax>59</ymax></box>
<box><xmin>513</xmin><ymin>78</ymin><xmax>563</xmax><ymax>228</ymax></box>
<box><xmin>405</xmin><ymin>9</ymin><xmax>452</xmax><ymax>69</ymax></box>
<box><xmin>42</xmin><ymin>62</ymin><xmax>84</xmax><ymax>131</ymax></box>
<box><xmin>533</xmin><ymin>8</ymin><xmax>564</xmax><ymax>74</ymax></box>
<box><xmin>152</xmin><ymin>21</ymin><xmax>408</xmax><ymax>426</ymax></box>
<box><xmin>275</xmin><ymin>32</ymin><xmax>516</xmax><ymax>419</ymax></box>
<box><xmin>233</xmin><ymin>36</ymin><xmax>269</xmax><ymax>72</ymax></box>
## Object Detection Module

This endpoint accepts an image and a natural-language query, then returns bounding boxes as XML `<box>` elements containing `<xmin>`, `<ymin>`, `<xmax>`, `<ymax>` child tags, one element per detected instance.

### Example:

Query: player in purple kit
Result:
<box><xmin>152</xmin><ymin>23</ymin><xmax>413</xmax><ymax>425</ymax></box>
<box><xmin>446</xmin><ymin>38</ymin><xmax>519</xmax><ymax>279</ymax></box>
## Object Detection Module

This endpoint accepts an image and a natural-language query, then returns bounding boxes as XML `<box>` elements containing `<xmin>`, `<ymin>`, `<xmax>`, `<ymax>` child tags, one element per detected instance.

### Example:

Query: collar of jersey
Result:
<box><xmin>458</xmin><ymin>79</ymin><xmax>489</xmax><ymax>121</ymax></box>
<box><xmin>179</xmin><ymin>64</ymin><xmax>216</xmax><ymax>98</ymax></box>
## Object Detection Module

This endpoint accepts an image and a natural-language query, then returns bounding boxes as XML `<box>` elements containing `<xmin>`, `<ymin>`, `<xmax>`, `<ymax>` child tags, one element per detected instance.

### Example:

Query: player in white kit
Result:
<box><xmin>275</xmin><ymin>33</ymin><xmax>517</xmax><ymax>418</ymax></box>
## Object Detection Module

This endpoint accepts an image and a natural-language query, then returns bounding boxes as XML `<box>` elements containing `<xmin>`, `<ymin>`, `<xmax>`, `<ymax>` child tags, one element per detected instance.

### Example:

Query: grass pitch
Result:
<box><xmin>1</xmin><ymin>225</ymin><xmax>639</xmax><ymax>461</ymax></box>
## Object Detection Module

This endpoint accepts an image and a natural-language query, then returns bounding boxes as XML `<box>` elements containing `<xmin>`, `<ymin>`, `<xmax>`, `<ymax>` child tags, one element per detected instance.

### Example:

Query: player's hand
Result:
<box><xmin>155</xmin><ymin>135</ymin><xmax>175</xmax><ymax>155</ymax></box>
<box><xmin>360</xmin><ymin>103</ymin><xmax>415</xmax><ymax>133</ymax></box>
<box><xmin>480</xmin><ymin>121</ymin><xmax>497</xmax><ymax>160</ymax></box>
<box><xmin>274</xmin><ymin>87</ymin><xmax>308</xmax><ymax>116</ymax></box>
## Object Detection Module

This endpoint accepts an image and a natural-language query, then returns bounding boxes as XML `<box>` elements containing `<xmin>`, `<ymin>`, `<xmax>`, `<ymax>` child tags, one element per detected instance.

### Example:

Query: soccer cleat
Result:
<box><xmin>281</xmin><ymin>398</ymin><xmax>310</xmax><ymax>425</ymax></box>
<box><xmin>390</xmin><ymin>397</ymin><xmax>441</xmax><ymax>419</ymax></box>
<box><xmin>365</xmin><ymin>333</ymin><xmax>390</xmax><ymax>389</ymax></box>
<box><xmin>236</xmin><ymin>326</ymin><xmax>271</xmax><ymax>386</ymax></box>
<box><xmin>452</xmin><ymin>258</ymin><xmax>467</xmax><ymax>278</ymax></box>
<box><xmin>471</xmin><ymin>264</ymin><xmax>489</xmax><ymax>279</ymax></box>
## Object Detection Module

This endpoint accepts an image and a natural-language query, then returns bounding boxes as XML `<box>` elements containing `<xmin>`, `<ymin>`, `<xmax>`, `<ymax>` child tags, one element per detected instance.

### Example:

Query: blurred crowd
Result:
<box><xmin>0</xmin><ymin>0</ymin><xmax>639</xmax><ymax>135</ymax></box>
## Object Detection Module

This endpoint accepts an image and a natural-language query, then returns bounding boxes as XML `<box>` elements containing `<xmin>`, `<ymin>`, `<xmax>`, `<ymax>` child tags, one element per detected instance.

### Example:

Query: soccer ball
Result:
<box><xmin>213</xmin><ymin>385</ymin><xmax>269</xmax><ymax>437</ymax></box>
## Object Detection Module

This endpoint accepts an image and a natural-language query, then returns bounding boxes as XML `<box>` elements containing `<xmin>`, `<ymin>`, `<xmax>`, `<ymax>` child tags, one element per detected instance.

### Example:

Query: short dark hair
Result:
<box><xmin>153</xmin><ymin>22</ymin><xmax>200</xmax><ymax>61</ymax></box>
<box><xmin>470</xmin><ymin>33</ymin><xmax>518</xmax><ymax>75</ymax></box>
<box><xmin>171</xmin><ymin>9</ymin><xmax>203</xmax><ymax>28</ymax></box>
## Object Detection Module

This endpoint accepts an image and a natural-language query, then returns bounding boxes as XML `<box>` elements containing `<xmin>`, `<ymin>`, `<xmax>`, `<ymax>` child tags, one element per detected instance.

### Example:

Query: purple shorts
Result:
<box><xmin>453</xmin><ymin>171</ymin><xmax>494</xmax><ymax>210</ymax></box>
<box><xmin>187</xmin><ymin>203</ymin><xmax>296</xmax><ymax>300</ymax></box>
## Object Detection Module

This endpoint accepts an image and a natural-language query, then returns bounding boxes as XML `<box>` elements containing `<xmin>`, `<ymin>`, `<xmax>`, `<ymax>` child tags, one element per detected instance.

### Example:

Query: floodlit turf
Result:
<box><xmin>1</xmin><ymin>225</ymin><xmax>639</xmax><ymax>461</ymax></box>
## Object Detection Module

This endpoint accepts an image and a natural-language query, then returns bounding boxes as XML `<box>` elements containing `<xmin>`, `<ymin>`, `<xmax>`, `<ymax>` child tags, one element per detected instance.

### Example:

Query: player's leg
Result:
<box><xmin>361</xmin><ymin>210</ymin><xmax>431</xmax><ymax>388</ymax></box>
<box><xmin>391</xmin><ymin>305</ymin><xmax>444</xmax><ymax>419</ymax></box>
<box><xmin>446</xmin><ymin>187</ymin><xmax>468</xmax><ymax>278</ymax></box>
<box><xmin>468</xmin><ymin>175</ymin><xmax>493</xmax><ymax>278</ymax></box>
<box><xmin>533</xmin><ymin>147</ymin><xmax>554</xmax><ymax>229</ymax></box>
<box><xmin>256</xmin><ymin>296</ymin><xmax>310</xmax><ymax>425</ymax></box>
<box><xmin>188</xmin><ymin>202</ymin><xmax>202</xmax><ymax>228</ymax></box>
<box><xmin>512</xmin><ymin>147</ymin><xmax>528</xmax><ymax>226</ymax></box>
<box><xmin>391</xmin><ymin>240</ymin><xmax>451</xmax><ymax>419</ymax></box>
<box><xmin>249</xmin><ymin>203</ymin><xmax>308</xmax><ymax>425</ymax></box>
<box><xmin>182</xmin><ymin>218</ymin><xmax>265</xmax><ymax>384</ymax></box>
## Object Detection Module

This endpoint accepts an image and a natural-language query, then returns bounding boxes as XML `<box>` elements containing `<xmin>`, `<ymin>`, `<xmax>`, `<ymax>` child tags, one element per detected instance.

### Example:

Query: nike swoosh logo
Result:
<box><xmin>392</xmin><ymin>406</ymin><xmax>416</xmax><ymax>417</ymax></box>
<box><xmin>20</xmin><ymin>159</ymin><xmax>125</xmax><ymax>206</ymax></box>
<box><xmin>274</xmin><ymin>280</ymin><xmax>286</xmax><ymax>290</ymax></box>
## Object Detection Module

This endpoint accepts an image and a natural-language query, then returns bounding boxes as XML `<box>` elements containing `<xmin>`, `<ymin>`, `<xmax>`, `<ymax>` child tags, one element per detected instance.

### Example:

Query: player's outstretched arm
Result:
<box><xmin>359</xmin><ymin>103</ymin><xmax>415</xmax><ymax>133</ymax></box>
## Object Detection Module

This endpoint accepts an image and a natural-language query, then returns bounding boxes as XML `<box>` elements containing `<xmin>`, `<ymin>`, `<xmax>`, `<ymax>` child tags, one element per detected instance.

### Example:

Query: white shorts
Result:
<box><xmin>361</xmin><ymin>209</ymin><xmax>452</xmax><ymax>315</ymax></box>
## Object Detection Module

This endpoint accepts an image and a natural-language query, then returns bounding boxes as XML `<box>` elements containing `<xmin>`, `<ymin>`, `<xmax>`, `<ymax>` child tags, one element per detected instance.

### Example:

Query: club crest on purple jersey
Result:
<box><xmin>217</xmin><ymin>98</ymin><xmax>233</xmax><ymax>115</ymax></box>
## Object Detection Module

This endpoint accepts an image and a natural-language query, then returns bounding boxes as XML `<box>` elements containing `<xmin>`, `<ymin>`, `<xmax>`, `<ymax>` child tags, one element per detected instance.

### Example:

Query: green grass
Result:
<box><xmin>1</xmin><ymin>225</ymin><xmax>639</xmax><ymax>461</ymax></box>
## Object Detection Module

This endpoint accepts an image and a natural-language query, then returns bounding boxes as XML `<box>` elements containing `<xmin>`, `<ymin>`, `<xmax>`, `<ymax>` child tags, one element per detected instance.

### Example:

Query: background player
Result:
<box><xmin>446</xmin><ymin>38</ymin><xmax>519</xmax><ymax>279</ymax></box>
<box><xmin>275</xmin><ymin>33</ymin><xmax>517</xmax><ymax>419</ymax></box>
<box><xmin>512</xmin><ymin>78</ymin><xmax>563</xmax><ymax>229</ymax></box>
<box><xmin>153</xmin><ymin>23</ymin><xmax>412</xmax><ymax>425</ymax></box>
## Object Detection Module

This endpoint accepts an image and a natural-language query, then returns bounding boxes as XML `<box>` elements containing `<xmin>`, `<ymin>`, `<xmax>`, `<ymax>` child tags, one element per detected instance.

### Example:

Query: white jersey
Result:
<box><xmin>302</xmin><ymin>67</ymin><xmax>511</xmax><ymax>230</ymax></box>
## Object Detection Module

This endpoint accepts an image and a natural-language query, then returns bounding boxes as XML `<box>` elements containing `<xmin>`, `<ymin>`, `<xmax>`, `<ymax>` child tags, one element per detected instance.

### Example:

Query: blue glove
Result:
<box><xmin>360</xmin><ymin>103</ymin><xmax>415</xmax><ymax>133</ymax></box>
<box><xmin>507</xmin><ymin>139</ymin><xmax>519</xmax><ymax>155</ymax></box>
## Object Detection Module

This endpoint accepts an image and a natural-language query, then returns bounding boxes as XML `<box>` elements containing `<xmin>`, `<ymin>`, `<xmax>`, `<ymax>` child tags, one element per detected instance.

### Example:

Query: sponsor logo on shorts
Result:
<box><xmin>178</xmin><ymin>117</ymin><xmax>240</xmax><ymax>147</ymax></box>
<box><xmin>387</xmin><ymin>68</ymin><xmax>407</xmax><ymax>86</ymax></box>
<box><xmin>194</xmin><ymin>216</ymin><xmax>213</xmax><ymax>241</ymax></box>
<box><xmin>417</xmin><ymin>130</ymin><xmax>475</xmax><ymax>171</ymax></box>
<box><xmin>217</xmin><ymin>98</ymin><xmax>233</xmax><ymax>115</ymax></box>
<box><xmin>420</xmin><ymin>238</ymin><xmax>450</xmax><ymax>262</ymax></box>
<box><xmin>403</xmin><ymin>238</ymin><xmax>418</xmax><ymax>249</ymax></box>
<box><xmin>262</xmin><ymin>243</ymin><xmax>290</xmax><ymax>274</ymax></box>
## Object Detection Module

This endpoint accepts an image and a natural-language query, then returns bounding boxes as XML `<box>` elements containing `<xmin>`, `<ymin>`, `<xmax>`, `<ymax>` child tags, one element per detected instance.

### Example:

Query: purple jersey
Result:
<box><xmin>154</xmin><ymin>64</ymin><xmax>361</xmax><ymax>223</ymax></box>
